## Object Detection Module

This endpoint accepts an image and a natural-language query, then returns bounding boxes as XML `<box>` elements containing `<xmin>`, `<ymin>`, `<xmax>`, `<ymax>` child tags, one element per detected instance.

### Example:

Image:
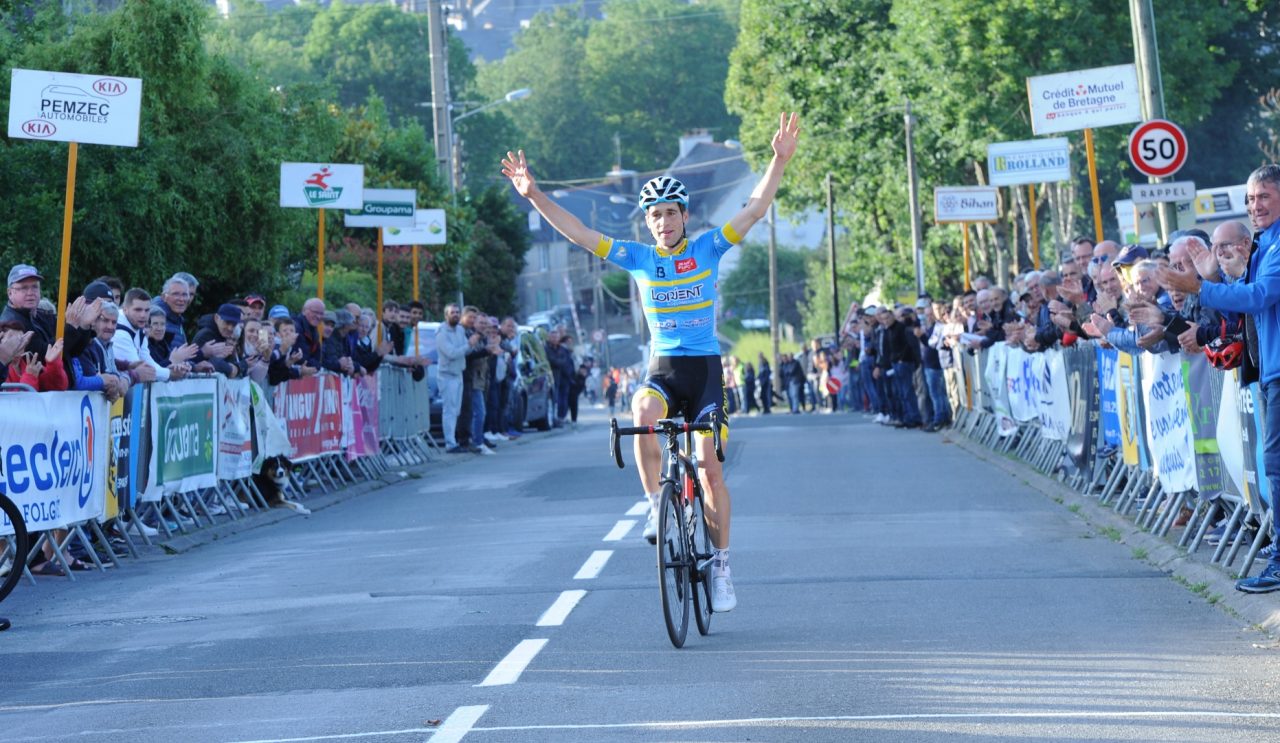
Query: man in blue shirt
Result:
<box><xmin>1158</xmin><ymin>164</ymin><xmax>1280</xmax><ymax>592</ymax></box>
<box><xmin>502</xmin><ymin>114</ymin><xmax>801</xmax><ymax>613</ymax></box>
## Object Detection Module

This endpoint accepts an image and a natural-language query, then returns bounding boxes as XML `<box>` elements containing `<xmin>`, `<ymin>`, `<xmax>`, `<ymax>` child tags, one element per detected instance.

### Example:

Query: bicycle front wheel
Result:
<box><xmin>0</xmin><ymin>493</ymin><xmax>29</xmax><ymax>606</ymax></box>
<box><xmin>657</xmin><ymin>482</ymin><xmax>690</xmax><ymax>648</ymax></box>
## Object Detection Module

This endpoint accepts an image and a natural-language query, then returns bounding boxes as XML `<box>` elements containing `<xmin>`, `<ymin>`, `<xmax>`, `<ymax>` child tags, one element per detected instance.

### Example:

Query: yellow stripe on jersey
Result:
<box><xmin>593</xmin><ymin>235</ymin><xmax>614</xmax><ymax>258</ymax></box>
<box><xmin>648</xmin><ymin>300</ymin><xmax>713</xmax><ymax>314</ymax></box>
<box><xmin>722</xmin><ymin>221</ymin><xmax>743</xmax><ymax>245</ymax></box>
<box><xmin>636</xmin><ymin>269</ymin><xmax>712</xmax><ymax>288</ymax></box>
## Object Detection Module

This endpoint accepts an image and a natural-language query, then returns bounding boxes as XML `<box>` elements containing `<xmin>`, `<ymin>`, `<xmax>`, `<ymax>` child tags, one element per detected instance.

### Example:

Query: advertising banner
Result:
<box><xmin>986</xmin><ymin>138</ymin><xmax>1071</xmax><ymax>186</ymax></box>
<box><xmin>984</xmin><ymin>344</ymin><xmax>1018</xmax><ymax>435</ymax></box>
<box><xmin>343</xmin><ymin>188</ymin><xmax>416</xmax><ymax>228</ymax></box>
<box><xmin>348</xmin><ymin>375</ymin><xmax>381</xmax><ymax>459</ymax></box>
<box><xmin>934</xmin><ymin>186</ymin><xmax>999</xmax><ymax>224</ymax></box>
<box><xmin>1140</xmin><ymin>353</ymin><xmax>1197</xmax><ymax>493</ymax></box>
<box><xmin>1239</xmin><ymin>382</ymin><xmax>1271</xmax><ymax>512</ymax></box>
<box><xmin>274</xmin><ymin>374</ymin><xmax>344</xmax><ymax>459</ymax></box>
<box><xmin>1005</xmin><ymin>346</ymin><xmax>1039</xmax><ymax>423</ymax></box>
<box><xmin>218</xmin><ymin>377</ymin><xmax>254</xmax><ymax>480</ymax></box>
<box><xmin>1096</xmin><ymin>346</ymin><xmax>1121</xmax><ymax>447</ymax></box>
<box><xmin>131</xmin><ymin>384</ymin><xmax>153</xmax><ymax>503</ymax></box>
<box><xmin>148</xmin><ymin>378</ymin><xmax>218</xmax><ymax>495</ymax></box>
<box><xmin>279</xmin><ymin>162</ymin><xmax>364</xmax><ymax>209</ymax></box>
<box><xmin>0</xmin><ymin>391</ymin><xmax>109</xmax><ymax>535</ymax></box>
<box><xmin>1037</xmin><ymin>349</ymin><xmax>1072</xmax><ymax>441</ymax></box>
<box><xmin>1216</xmin><ymin>371</ymin><xmax>1249</xmax><ymax>504</ymax></box>
<box><xmin>1116</xmin><ymin>352</ymin><xmax>1141</xmax><ymax>467</ymax></box>
<box><xmin>383</xmin><ymin>208</ymin><xmax>448</xmax><ymax>246</ymax></box>
<box><xmin>251</xmin><ymin>381</ymin><xmax>292</xmax><ymax>468</ymax></box>
<box><xmin>105</xmin><ymin>395</ymin><xmax>124</xmax><ymax>522</ymax></box>
<box><xmin>8</xmin><ymin>68</ymin><xmax>143</xmax><ymax>147</ymax></box>
<box><xmin>1184</xmin><ymin>355</ymin><xmax>1226</xmax><ymax>499</ymax></box>
<box><xmin>1026</xmin><ymin>64</ymin><xmax>1142</xmax><ymax>135</ymax></box>
<box><xmin>1062</xmin><ymin>343</ymin><xmax>1098</xmax><ymax>474</ymax></box>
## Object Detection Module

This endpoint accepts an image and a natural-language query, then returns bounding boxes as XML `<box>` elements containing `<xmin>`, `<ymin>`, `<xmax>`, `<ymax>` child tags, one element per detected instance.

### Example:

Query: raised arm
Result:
<box><xmin>727</xmin><ymin>112</ymin><xmax>801</xmax><ymax>241</ymax></box>
<box><xmin>502</xmin><ymin>150</ymin><xmax>603</xmax><ymax>250</ymax></box>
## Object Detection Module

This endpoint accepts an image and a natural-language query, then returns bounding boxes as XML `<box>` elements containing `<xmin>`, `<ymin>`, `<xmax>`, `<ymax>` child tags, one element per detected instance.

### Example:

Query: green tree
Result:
<box><xmin>720</xmin><ymin>242</ymin><xmax>807</xmax><ymax>329</ymax></box>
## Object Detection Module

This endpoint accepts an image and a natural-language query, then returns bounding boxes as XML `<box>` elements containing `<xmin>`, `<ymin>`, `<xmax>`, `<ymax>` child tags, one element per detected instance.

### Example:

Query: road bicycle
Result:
<box><xmin>0</xmin><ymin>491</ymin><xmax>30</xmax><ymax>631</ymax></box>
<box><xmin>610</xmin><ymin>416</ymin><xmax>723</xmax><ymax>648</ymax></box>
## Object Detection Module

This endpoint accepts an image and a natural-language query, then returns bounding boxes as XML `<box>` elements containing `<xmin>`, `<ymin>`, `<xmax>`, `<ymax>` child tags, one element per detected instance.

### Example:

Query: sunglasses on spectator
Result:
<box><xmin>1090</xmin><ymin>256</ymin><xmax>1109</xmax><ymax>264</ymax></box>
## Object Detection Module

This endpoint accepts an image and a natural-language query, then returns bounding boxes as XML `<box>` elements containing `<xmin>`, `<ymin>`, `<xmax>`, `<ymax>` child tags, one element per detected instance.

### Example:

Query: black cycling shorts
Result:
<box><xmin>637</xmin><ymin>355</ymin><xmax>728</xmax><ymax>432</ymax></box>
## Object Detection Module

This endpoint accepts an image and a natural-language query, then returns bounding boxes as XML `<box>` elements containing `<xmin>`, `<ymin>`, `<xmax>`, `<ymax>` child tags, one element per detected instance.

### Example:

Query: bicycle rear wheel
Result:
<box><xmin>0</xmin><ymin>493</ymin><xmax>29</xmax><ymax>606</ymax></box>
<box><xmin>657</xmin><ymin>482</ymin><xmax>690</xmax><ymax>648</ymax></box>
<box><xmin>690</xmin><ymin>479</ymin><xmax>714</xmax><ymax>636</ymax></box>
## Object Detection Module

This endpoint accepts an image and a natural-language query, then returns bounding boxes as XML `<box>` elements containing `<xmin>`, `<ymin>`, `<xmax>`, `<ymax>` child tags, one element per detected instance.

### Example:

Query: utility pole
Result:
<box><xmin>426</xmin><ymin>0</ymin><xmax>453</xmax><ymax>193</ymax></box>
<box><xmin>904</xmin><ymin>99</ymin><xmax>926</xmax><ymax>297</ymax></box>
<box><xmin>1131</xmin><ymin>0</ymin><xmax>1175</xmax><ymax>244</ymax></box>
<box><xmin>768</xmin><ymin>202</ymin><xmax>780</xmax><ymax>397</ymax></box>
<box><xmin>826</xmin><ymin>173</ymin><xmax>839</xmax><ymax>341</ymax></box>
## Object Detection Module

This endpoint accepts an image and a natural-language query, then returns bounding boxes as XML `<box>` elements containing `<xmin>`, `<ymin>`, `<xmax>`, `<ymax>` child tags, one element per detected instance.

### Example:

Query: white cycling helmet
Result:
<box><xmin>638</xmin><ymin>176</ymin><xmax>689</xmax><ymax>210</ymax></box>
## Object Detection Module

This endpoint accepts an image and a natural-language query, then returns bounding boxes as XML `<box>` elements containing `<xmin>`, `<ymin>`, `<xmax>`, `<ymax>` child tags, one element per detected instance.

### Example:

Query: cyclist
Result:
<box><xmin>502</xmin><ymin>113</ymin><xmax>801</xmax><ymax>613</ymax></box>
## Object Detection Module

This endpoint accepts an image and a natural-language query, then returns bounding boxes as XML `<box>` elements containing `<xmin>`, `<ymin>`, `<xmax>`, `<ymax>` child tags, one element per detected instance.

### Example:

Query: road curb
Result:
<box><xmin>948</xmin><ymin>432</ymin><xmax>1280</xmax><ymax>635</ymax></box>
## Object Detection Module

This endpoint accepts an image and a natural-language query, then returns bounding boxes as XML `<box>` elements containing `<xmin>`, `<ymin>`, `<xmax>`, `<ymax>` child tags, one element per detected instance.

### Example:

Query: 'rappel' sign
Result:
<box><xmin>1128</xmin><ymin>119</ymin><xmax>1188</xmax><ymax>179</ymax></box>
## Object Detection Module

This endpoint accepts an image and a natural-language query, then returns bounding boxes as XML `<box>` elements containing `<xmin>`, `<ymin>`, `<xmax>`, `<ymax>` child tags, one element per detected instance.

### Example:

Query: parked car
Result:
<box><xmin>515</xmin><ymin>325</ymin><xmax>554</xmax><ymax>431</ymax></box>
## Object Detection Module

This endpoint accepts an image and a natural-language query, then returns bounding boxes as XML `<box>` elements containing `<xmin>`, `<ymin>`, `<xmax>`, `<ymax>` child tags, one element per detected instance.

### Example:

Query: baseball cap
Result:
<box><xmin>862</xmin><ymin>305</ymin><xmax>878</xmax><ymax>316</ymax></box>
<box><xmin>216</xmin><ymin>303</ymin><xmax>243</xmax><ymax>324</ymax></box>
<box><xmin>243</xmin><ymin>293</ymin><xmax>266</xmax><ymax>307</ymax></box>
<box><xmin>322</xmin><ymin>310</ymin><xmax>338</xmax><ymax>325</ymax></box>
<box><xmin>915</xmin><ymin>297</ymin><xmax>931</xmax><ymax>310</ymax></box>
<box><xmin>334</xmin><ymin>309</ymin><xmax>354</xmax><ymax>328</ymax></box>
<box><xmin>82</xmin><ymin>280</ymin><xmax>114</xmax><ymax>302</ymax></box>
<box><xmin>7</xmin><ymin>264</ymin><xmax>42</xmax><ymax>286</ymax></box>
<box><xmin>1112</xmin><ymin>244</ymin><xmax>1149</xmax><ymax>268</ymax></box>
<box><xmin>268</xmin><ymin>304</ymin><xmax>291</xmax><ymax>320</ymax></box>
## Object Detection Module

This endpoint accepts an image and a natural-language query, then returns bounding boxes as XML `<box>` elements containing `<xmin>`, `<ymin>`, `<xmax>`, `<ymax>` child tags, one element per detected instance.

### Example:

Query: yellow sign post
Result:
<box><xmin>55</xmin><ymin>142</ymin><xmax>79</xmax><ymax>338</ymax></box>
<box><xmin>1084</xmin><ymin>128</ymin><xmax>1106</xmax><ymax>244</ymax></box>
<box><xmin>317</xmin><ymin>208</ymin><xmax>326</xmax><ymax>300</ymax></box>
<box><xmin>1028</xmin><ymin>184</ymin><xmax>1041</xmax><ymax>270</ymax></box>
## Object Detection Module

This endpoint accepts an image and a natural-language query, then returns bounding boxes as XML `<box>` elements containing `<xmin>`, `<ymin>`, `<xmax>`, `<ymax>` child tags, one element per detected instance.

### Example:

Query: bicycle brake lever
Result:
<box><xmin>610</xmin><ymin>418</ymin><xmax>625</xmax><ymax>469</ymax></box>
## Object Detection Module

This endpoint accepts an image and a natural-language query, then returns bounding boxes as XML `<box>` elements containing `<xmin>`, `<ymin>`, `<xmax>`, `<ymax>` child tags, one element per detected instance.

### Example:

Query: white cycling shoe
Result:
<box><xmin>642</xmin><ymin>507</ymin><xmax>658</xmax><ymax>544</ymax></box>
<box><xmin>712</xmin><ymin>568</ymin><xmax>737</xmax><ymax>613</ymax></box>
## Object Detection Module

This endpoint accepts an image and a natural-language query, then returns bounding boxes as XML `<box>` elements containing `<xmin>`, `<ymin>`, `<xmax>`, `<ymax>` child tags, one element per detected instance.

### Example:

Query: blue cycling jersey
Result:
<box><xmin>593</xmin><ymin>223</ymin><xmax>742</xmax><ymax>356</ymax></box>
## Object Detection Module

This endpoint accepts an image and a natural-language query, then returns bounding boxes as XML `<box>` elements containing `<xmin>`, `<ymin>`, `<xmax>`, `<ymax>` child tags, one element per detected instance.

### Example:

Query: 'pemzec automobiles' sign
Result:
<box><xmin>8</xmin><ymin>68</ymin><xmax>143</xmax><ymax>148</ymax></box>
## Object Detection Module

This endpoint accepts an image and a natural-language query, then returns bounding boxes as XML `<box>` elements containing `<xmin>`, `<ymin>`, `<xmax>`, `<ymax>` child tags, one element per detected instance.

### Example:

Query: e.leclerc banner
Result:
<box><xmin>148</xmin><ymin>378</ymin><xmax>218</xmax><ymax>496</ymax></box>
<box><xmin>274</xmin><ymin>374</ymin><xmax>344</xmax><ymax>459</ymax></box>
<box><xmin>8</xmin><ymin>68</ymin><xmax>143</xmax><ymax>147</ymax></box>
<box><xmin>0</xmin><ymin>391</ymin><xmax>109</xmax><ymax>535</ymax></box>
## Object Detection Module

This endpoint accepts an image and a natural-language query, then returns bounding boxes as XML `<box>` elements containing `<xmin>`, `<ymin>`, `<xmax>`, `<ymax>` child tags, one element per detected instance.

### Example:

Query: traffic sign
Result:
<box><xmin>1128</xmin><ymin>119</ymin><xmax>1188</xmax><ymax>178</ymax></box>
<box><xmin>1132</xmin><ymin>181</ymin><xmax>1195</xmax><ymax>204</ymax></box>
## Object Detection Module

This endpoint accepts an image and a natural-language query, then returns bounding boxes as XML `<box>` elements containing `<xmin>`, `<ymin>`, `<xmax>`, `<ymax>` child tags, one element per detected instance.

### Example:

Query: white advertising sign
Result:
<box><xmin>1026</xmin><ymin>64</ymin><xmax>1142</xmax><ymax>135</ymax></box>
<box><xmin>280</xmin><ymin>162</ymin><xmax>364</xmax><ymax>209</ymax></box>
<box><xmin>1037</xmin><ymin>349</ymin><xmax>1072</xmax><ymax>441</ymax></box>
<box><xmin>382</xmin><ymin>208</ymin><xmax>448</xmax><ymax>245</ymax></box>
<box><xmin>0</xmin><ymin>391</ymin><xmax>109</xmax><ymax>534</ymax></box>
<box><xmin>1132</xmin><ymin>181</ymin><xmax>1196</xmax><ymax>204</ymax></box>
<box><xmin>8</xmin><ymin>68</ymin><xmax>143</xmax><ymax>147</ymax></box>
<box><xmin>218</xmin><ymin>377</ymin><xmax>254</xmax><ymax>481</ymax></box>
<box><xmin>934</xmin><ymin>186</ymin><xmax>999</xmax><ymax>224</ymax></box>
<box><xmin>987</xmin><ymin>138</ymin><xmax>1070</xmax><ymax>186</ymax></box>
<box><xmin>343</xmin><ymin>188</ymin><xmax>417</xmax><ymax>228</ymax></box>
<box><xmin>1140</xmin><ymin>353</ymin><xmax>1197</xmax><ymax>493</ymax></box>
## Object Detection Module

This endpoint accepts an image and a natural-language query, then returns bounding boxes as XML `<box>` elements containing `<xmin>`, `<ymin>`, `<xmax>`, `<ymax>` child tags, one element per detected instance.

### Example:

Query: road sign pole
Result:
<box><xmin>1131</xmin><ymin>0</ymin><xmax>1175</xmax><ymax>244</ymax></box>
<box><xmin>376</xmin><ymin>228</ymin><xmax>384</xmax><ymax>334</ymax></box>
<box><xmin>412</xmin><ymin>244</ymin><xmax>420</xmax><ymax>302</ymax></box>
<box><xmin>962</xmin><ymin>222</ymin><xmax>971</xmax><ymax>291</ymax></box>
<box><xmin>1028</xmin><ymin>184</ymin><xmax>1041</xmax><ymax>270</ymax></box>
<box><xmin>55</xmin><ymin>142</ymin><xmax>78</xmax><ymax>340</ymax></box>
<box><xmin>1084</xmin><ymin>129</ymin><xmax>1105</xmax><ymax>244</ymax></box>
<box><xmin>317</xmin><ymin>208</ymin><xmax>326</xmax><ymax>300</ymax></box>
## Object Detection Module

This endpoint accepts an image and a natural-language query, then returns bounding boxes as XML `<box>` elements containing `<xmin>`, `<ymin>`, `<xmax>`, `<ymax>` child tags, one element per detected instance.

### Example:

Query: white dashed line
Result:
<box><xmin>573</xmin><ymin>550</ymin><xmax>613</xmax><ymax>580</ymax></box>
<box><xmin>537</xmin><ymin>590</ymin><xmax>588</xmax><ymax>627</ymax></box>
<box><xmin>475</xmin><ymin>639</ymin><xmax>548</xmax><ymax>687</ymax></box>
<box><xmin>626</xmin><ymin>500</ymin><xmax>649</xmax><ymax>516</ymax></box>
<box><xmin>428</xmin><ymin>704</ymin><xmax>490</xmax><ymax>743</ymax></box>
<box><xmin>602</xmin><ymin>520</ymin><xmax>635</xmax><ymax>541</ymax></box>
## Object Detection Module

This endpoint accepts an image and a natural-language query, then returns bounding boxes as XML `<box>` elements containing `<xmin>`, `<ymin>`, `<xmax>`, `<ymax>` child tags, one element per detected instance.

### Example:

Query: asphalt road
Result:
<box><xmin>4</xmin><ymin>407</ymin><xmax>1280</xmax><ymax>742</ymax></box>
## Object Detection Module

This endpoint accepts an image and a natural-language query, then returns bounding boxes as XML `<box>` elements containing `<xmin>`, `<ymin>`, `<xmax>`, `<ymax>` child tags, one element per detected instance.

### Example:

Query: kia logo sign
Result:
<box><xmin>21</xmin><ymin>119</ymin><xmax>55</xmax><ymax>137</ymax></box>
<box><xmin>92</xmin><ymin>78</ymin><xmax>127</xmax><ymax>96</ymax></box>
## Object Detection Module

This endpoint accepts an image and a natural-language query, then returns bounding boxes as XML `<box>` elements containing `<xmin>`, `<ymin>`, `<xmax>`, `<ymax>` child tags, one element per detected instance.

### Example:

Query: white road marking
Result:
<box><xmin>224</xmin><ymin>727</ymin><xmax>440</xmax><ymax>742</ymax></box>
<box><xmin>429</xmin><ymin>705</ymin><xmax>490</xmax><ymax>743</ymax></box>
<box><xmin>625</xmin><ymin>501</ymin><xmax>649</xmax><ymax>516</ymax></box>
<box><xmin>460</xmin><ymin>709</ymin><xmax>1280</xmax><ymax>734</ymax></box>
<box><xmin>573</xmin><ymin>550</ymin><xmax>613</xmax><ymax>580</ymax></box>
<box><xmin>475</xmin><ymin>639</ymin><xmax>548</xmax><ymax>687</ymax></box>
<box><xmin>602</xmin><ymin>520</ymin><xmax>635</xmax><ymax>542</ymax></box>
<box><xmin>536</xmin><ymin>590</ymin><xmax>588</xmax><ymax>627</ymax></box>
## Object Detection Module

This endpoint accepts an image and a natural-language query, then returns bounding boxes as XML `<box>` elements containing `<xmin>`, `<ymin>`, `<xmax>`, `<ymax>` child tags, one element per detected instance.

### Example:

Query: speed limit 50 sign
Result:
<box><xmin>1128</xmin><ymin>119</ymin><xmax>1188</xmax><ymax>178</ymax></box>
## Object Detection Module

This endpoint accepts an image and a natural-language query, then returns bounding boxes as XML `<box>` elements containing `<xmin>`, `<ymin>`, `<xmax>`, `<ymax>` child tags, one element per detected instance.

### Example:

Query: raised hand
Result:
<box><xmin>170</xmin><ymin>343</ymin><xmax>199</xmax><ymax>364</ymax></box>
<box><xmin>25</xmin><ymin>353</ymin><xmax>42</xmax><ymax>378</ymax></box>
<box><xmin>1187</xmin><ymin>238</ymin><xmax>1220</xmax><ymax>281</ymax></box>
<box><xmin>0</xmin><ymin>330</ymin><xmax>33</xmax><ymax>364</ymax></box>
<box><xmin>1155</xmin><ymin>264</ymin><xmax>1201</xmax><ymax>295</ymax></box>
<box><xmin>1127</xmin><ymin>301</ymin><xmax>1166</xmax><ymax>327</ymax></box>
<box><xmin>772</xmin><ymin>112</ymin><xmax>801</xmax><ymax>163</ymax></box>
<box><xmin>45</xmin><ymin>337</ymin><xmax>63</xmax><ymax>363</ymax></box>
<box><xmin>501</xmin><ymin>150</ymin><xmax>538</xmax><ymax>198</ymax></box>
<box><xmin>1089</xmin><ymin>313</ymin><xmax>1114</xmax><ymax>337</ymax></box>
<box><xmin>1177</xmin><ymin>324</ymin><xmax>1202</xmax><ymax>354</ymax></box>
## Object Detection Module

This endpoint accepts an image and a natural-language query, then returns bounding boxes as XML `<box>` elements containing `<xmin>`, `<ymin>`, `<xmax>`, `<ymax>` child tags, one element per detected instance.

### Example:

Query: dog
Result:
<box><xmin>252</xmin><ymin>455</ymin><xmax>311</xmax><ymax>515</ymax></box>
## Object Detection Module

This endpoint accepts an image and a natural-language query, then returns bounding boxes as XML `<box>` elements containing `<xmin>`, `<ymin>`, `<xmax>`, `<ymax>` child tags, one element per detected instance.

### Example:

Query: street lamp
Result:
<box><xmin>449</xmin><ymin>88</ymin><xmax>532</xmax><ymax>193</ymax></box>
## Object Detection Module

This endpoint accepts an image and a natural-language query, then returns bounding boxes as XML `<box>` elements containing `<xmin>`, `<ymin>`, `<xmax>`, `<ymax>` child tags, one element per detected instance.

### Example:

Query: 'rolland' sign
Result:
<box><xmin>987</xmin><ymin>138</ymin><xmax>1071</xmax><ymax>186</ymax></box>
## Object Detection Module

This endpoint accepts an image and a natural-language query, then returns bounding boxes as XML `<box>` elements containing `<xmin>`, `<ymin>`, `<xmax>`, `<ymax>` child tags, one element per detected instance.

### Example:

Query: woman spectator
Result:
<box><xmin>1</xmin><ymin>323</ymin><xmax>66</xmax><ymax>391</ymax></box>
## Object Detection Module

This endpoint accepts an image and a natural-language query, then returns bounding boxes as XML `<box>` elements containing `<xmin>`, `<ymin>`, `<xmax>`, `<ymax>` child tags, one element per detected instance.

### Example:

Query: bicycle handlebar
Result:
<box><xmin>609</xmin><ymin>417</ymin><xmax>724</xmax><ymax>469</ymax></box>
